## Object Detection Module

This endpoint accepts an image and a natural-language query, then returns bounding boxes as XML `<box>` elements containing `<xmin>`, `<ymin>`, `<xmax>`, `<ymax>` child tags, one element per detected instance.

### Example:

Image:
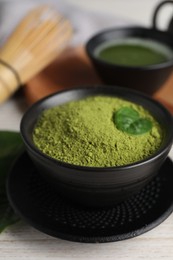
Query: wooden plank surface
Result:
<box><xmin>0</xmin><ymin>215</ymin><xmax>173</xmax><ymax>260</ymax></box>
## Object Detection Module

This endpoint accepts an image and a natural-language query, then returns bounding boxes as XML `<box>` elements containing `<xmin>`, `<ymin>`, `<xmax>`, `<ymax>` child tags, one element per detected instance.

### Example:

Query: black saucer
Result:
<box><xmin>7</xmin><ymin>152</ymin><xmax>173</xmax><ymax>243</ymax></box>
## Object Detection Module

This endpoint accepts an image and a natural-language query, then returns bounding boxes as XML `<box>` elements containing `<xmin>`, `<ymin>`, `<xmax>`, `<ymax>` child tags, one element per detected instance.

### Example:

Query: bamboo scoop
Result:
<box><xmin>0</xmin><ymin>5</ymin><xmax>73</xmax><ymax>103</ymax></box>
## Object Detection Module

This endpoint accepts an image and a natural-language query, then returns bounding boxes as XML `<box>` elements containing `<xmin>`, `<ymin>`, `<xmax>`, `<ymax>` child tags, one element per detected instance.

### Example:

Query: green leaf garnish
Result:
<box><xmin>114</xmin><ymin>107</ymin><xmax>152</xmax><ymax>135</ymax></box>
<box><xmin>0</xmin><ymin>131</ymin><xmax>24</xmax><ymax>233</ymax></box>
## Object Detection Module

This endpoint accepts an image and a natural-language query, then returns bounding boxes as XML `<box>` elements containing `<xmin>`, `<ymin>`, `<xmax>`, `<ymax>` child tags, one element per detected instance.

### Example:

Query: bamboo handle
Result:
<box><xmin>0</xmin><ymin>5</ymin><xmax>73</xmax><ymax>104</ymax></box>
<box><xmin>0</xmin><ymin>62</ymin><xmax>20</xmax><ymax>103</ymax></box>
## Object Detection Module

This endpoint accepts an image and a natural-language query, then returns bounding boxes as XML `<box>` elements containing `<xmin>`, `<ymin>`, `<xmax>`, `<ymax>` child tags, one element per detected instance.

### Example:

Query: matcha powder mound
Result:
<box><xmin>33</xmin><ymin>96</ymin><xmax>163</xmax><ymax>167</ymax></box>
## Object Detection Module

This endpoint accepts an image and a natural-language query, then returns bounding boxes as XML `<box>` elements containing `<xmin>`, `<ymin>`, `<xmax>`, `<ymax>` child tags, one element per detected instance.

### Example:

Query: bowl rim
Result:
<box><xmin>20</xmin><ymin>85</ymin><xmax>173</xmax><ymax>171</ymax></box>
<box><xmin>85</xmin><ymin>26</ymin><xmax>173</xmax><ymax>71</ymax></box>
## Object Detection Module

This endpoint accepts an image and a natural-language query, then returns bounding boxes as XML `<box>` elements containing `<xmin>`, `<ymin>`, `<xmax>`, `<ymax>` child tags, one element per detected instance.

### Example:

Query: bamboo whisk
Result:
<box><xmin>0</xmin><ymin>5</ymin><xmax>73</xmax><ymax>103</ymax></box>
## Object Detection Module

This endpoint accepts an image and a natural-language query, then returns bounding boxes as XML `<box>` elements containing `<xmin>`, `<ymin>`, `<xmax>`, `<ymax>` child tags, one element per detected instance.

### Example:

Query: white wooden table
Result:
<box><xmin>0</xmin><ymin>217</ymin><xmax>173</xmax><ymax>260</ymax></box>
<box><xmin>1</xmin><ymin>0</ymin><xmax>173</xmax><ymax>259</ymax></box>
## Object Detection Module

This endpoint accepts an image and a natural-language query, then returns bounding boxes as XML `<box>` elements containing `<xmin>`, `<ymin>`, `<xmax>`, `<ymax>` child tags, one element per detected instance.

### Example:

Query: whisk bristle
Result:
<box><xmin>0</xmin><ymin>5</ymin><xmax>73</xmax><ymax>103</ymax></box>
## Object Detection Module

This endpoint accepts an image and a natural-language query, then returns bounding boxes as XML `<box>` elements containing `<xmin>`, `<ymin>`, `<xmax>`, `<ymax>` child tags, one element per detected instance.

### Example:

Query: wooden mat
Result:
<box><xmin>25</xmin><ymin>46</ymin><xmax>173</xmax><ymax>114</ymax></box>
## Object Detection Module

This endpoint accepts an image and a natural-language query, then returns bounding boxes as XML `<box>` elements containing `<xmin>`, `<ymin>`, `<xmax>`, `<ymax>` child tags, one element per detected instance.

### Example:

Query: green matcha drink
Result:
<box><xmin>95</xmin><ymin>38</ymin><xmax>173</xmax><ymax>67</ymax></box>
<box><xmin>33</xmin><ymin>96</ymin><xmax>163</xmax><ymax>167</ymax></box>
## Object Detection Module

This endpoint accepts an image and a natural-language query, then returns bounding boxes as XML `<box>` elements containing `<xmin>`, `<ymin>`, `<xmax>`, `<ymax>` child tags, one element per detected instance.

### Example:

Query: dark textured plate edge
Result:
<box><xmin>6</xmin><ymin>153</ymin><xmax>173</xmax><ymax>243</ymax></box>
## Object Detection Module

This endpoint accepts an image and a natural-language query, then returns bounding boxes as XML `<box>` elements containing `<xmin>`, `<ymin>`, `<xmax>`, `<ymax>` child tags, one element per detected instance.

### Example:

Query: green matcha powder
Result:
<box><xmin>33</xmin><ymin>96</ymin><xmax>163</xmax><ymax>167</ymax></box>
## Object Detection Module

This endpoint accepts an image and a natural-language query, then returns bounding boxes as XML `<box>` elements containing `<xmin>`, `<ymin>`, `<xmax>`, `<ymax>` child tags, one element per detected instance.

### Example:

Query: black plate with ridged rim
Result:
<box><xmin>7</xmin><ymin>152</ymin><xmax>173</xmax><ymax>243</ymax></box>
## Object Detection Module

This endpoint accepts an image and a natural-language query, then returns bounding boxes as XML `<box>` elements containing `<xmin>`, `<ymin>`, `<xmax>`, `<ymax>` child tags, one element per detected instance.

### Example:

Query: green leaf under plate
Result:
<box><xmin>0</xmin><ymin>131</ymin><xmax>24</xmax><ymax>233</ymax></box>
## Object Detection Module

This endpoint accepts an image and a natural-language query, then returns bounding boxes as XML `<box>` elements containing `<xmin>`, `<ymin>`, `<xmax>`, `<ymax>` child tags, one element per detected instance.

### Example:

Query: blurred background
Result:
<box><xmin>66</xmin><ymin>0</ymin><xmax>173</xmax><ymax>28</ymax></box>
<box><xmin>0</xmin><ymin>0</ymin><xmax>173</xmax><ymax>130</ymax></box>
<box><xmin>0</xmin><ymin>0</ymin><xmax>172</xmax><ymax>45</ymax></box>
<box><xmin>0</xmin><ymin>0</ymin><xmax>172</xmax><ymax>56</ymax></box>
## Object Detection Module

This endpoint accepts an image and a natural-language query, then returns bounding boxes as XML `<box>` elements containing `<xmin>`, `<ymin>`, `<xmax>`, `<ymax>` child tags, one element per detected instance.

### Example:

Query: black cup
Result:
<box><xmin>86</xmin><ymin>1</ymin><xmax>173</xmax><ymax>95</ymax></box>
<box><xmin>20</xmin><ymin>86</ymin><xmax>173</xmax><ymax>208</ymax></box>
<box><xmin>152</xmin><ymin>0</ymin><xmax>173</xmax><ymax>34</ymax></box>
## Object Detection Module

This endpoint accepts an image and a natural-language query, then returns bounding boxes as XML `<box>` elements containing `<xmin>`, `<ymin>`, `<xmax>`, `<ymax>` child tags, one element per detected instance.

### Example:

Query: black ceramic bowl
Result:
<box><xmin>86</xmin><ymin>27</ymin><xmax>173</xmax><ymax>95</ymax></box>
<box><xmin>20</xmin><ymin>86</ymin><xmax>173</xmax><ymax>207</ymax></box>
